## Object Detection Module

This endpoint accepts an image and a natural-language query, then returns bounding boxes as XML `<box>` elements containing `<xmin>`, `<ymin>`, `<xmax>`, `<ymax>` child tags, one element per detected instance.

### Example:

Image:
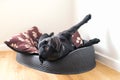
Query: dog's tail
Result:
<box><xmin>68</xmin><ymin>14</ymin><xmax>91</xmax><ymax>34</ymax></box>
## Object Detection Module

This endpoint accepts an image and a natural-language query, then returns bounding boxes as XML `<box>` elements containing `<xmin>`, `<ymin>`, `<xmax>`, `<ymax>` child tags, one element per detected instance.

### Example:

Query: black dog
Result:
<box><xmin>38</xmin><ymin>14</ymin><xmax>100</xmax><ymax>63</ymax></box>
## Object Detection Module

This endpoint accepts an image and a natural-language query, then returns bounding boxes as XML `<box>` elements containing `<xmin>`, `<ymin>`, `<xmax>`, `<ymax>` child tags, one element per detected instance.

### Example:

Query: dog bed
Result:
<box><xmin>16</xmin><ymin>46</ymin><xmax>95</xmax><ymax>74</ymax></box>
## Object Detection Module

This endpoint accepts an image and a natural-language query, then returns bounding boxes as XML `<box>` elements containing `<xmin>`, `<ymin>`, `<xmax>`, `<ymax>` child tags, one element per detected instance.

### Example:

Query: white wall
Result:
<box><xmin>74</xmin><ymin>0</ymin><xmax>120</xmax><ymax>71</ymax></box>
<box><xmin>0</xmin><ymin>0</ymin><xmax>74</xmax><ymax>44</ymax></box>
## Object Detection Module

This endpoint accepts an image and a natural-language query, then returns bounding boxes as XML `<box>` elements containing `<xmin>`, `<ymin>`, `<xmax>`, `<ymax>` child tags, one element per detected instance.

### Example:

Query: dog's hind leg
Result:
<box><xmin>59</xmin><ymin>14</ymin><xmax>91</xmax><ymax>40</ymax></box>
<box><xmin>67</xmin><ymin>14</ymin><xmax>91</xmax><ymax>35</ymax></box>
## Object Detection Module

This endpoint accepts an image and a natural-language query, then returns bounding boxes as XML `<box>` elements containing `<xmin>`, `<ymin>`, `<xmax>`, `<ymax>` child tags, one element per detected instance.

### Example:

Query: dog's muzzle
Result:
<box><xmin>51</xmin><ymin>37</ymin><xmax>62</xmax><ymax>52</ymax></box>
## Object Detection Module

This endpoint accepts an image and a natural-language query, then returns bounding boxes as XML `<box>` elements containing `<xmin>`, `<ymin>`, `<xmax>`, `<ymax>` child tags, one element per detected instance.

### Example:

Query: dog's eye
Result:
<box><xmin>44</xmin><ymin>40</ymin><xmax>48</xmax><ymax>44</ymax></box>
<box><xmin>39</xmin><ymin>40</ymin><xmax>48</xmax><ymax>47</ymax></box>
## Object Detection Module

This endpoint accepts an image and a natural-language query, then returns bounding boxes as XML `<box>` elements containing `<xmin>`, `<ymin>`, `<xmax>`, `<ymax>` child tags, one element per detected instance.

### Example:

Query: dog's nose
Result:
<box><xmin>43</xmin><ymin>45</ymin><xmax>49</xmax><ymax>51</ymax></box>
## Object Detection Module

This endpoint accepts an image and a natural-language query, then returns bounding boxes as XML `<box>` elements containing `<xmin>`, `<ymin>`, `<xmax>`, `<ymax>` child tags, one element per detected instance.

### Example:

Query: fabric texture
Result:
<box><xmin>72</xmin><ymin>31</ymin><xmax>83</xmax><ymax>48</ymax></box>
<box><xmin>4</xmin><ymin>26</ymin><xmax>42</xmax><ymax>54</ymax></box>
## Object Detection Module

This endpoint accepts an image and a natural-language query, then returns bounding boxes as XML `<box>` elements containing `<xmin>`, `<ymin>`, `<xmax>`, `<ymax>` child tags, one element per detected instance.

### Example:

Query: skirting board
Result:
<box><xmin>0</xmin><ymin>44</ymin><xmax>11</xmax><ymax>51</ymax></box>
<box><xmin>95</xmin><ymin>51</ymin><xmax>120</xmax><ymax>72</ymax></box>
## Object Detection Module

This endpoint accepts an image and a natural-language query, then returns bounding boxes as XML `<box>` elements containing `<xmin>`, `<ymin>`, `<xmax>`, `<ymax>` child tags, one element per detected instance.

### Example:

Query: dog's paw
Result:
<box><xmin>90</xmin><ymin>38</ymin><xmax>100</xmax><ymax>44</ymax></box>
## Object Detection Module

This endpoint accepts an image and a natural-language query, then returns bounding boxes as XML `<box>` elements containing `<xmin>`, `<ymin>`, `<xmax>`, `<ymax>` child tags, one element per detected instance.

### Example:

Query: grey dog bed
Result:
<box><xmin>16</xmin><ymin>46</ymin><xmax>96</xmax><ymax>74</ymax></box>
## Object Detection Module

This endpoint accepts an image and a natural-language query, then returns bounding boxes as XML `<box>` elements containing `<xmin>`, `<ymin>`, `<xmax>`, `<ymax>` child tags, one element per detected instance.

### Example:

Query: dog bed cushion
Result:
<box><xmin>4</xmin><ymin>26</ymin><xmax>42</xmax><ymax>54</ymax></box>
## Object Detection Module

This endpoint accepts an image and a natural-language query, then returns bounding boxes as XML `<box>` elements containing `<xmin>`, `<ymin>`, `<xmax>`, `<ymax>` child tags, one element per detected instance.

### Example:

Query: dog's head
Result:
<box><xmin>38</xmin><ymin>37</ymin><xmax>62</xmax><ymax>63</ymax></box>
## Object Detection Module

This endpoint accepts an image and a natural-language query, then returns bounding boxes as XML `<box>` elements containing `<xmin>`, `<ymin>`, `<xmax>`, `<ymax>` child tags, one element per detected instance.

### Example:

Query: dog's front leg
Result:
<box><xmin>79</xmin><ymin>38</ymin><xmax>100</xmax><ymax>48</ymax></box>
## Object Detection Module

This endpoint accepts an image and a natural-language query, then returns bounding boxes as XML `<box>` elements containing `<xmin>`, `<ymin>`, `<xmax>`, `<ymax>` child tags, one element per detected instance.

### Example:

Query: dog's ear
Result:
<box><xmin>49</xmin><ymin>32</ymin><xmax>54</xmax><ymax>37</ymax></box>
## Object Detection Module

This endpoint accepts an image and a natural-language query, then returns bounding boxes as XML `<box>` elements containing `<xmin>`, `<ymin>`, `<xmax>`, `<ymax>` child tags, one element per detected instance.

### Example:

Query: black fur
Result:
<box><xmin>38</xmin><ymin>14</ymin><xmax>100</xmax><ymax>63</ymax></box>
